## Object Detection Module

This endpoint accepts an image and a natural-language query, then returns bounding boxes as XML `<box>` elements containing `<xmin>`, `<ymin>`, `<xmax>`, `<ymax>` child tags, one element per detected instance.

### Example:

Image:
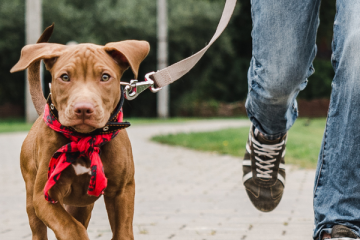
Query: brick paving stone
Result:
<box><xmin>0</xmin><ymin>119</ymin><xmax>316</xmax><ymax>240</ymax></box>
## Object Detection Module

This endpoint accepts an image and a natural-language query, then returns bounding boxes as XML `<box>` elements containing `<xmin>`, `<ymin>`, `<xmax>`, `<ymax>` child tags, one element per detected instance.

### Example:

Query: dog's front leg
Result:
<box><xmin>33</xmin><ymin>192</ymin><xmax>90</xmax><ymax>240</ymax></box>
<box><xmin>104</xmin><ymin>180</ymin><xmax>135</xmax><ymax>240</ymax></box>
<box><xmin>32</xmin><ymin>170</ymin><xmax>90</xmax><ymax>240</ymax></box>
<box><xmin>25</xmin><ymin>180</ymin><xmax>48</xmax><ymax>240</ymax></box>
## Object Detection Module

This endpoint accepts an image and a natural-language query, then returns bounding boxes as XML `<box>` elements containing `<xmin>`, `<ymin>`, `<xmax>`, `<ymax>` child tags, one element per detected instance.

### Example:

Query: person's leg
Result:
<box><xmin>243</xmin><ymin>0</ymin><xmax>321</xmax><ymax>212</ymax></box>
<box><xmin>246</xmin><ymin>0</ymin><xmax>321</xmax><ymax>135</ymax></box>
<box><xmin>313</xmin><ymin>0</ymin><xmax>360</xmax><ymax>239</ymax></box>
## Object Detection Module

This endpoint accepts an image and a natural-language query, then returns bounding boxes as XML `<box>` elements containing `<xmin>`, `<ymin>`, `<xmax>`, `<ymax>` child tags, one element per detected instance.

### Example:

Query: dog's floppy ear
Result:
<box><xmin>10</xmin><ymin>43</ymin><xmax>67</xmax><ymax>73</ymax></box>
<box><xmin>104</xmin><ymin>40</ymin><xmax>150</xmax><ymax>79</ymax></box>
<box><xmin>10</xmin><ymin>24</ymin><xmax>67</xmax><ymax>117</ymax></box>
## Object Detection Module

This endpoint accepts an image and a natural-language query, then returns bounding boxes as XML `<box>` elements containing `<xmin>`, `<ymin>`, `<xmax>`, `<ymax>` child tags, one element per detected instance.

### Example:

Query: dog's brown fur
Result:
<box><xmin>11</xmin><ymin>25</ymin><xmax>149</xmax><ymax>240</ymax></box>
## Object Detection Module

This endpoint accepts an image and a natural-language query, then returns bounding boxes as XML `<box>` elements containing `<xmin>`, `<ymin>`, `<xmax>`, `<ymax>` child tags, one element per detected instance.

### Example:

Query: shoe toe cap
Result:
<box><xmin>244</xmin><ymin>179</ymin><xmax>284</xmax><ymax>212</ymax></box>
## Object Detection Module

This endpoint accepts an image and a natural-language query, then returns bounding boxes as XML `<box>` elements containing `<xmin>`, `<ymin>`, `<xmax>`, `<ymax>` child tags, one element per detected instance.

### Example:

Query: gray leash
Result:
<box><xmin>124</xmin><ymin>0</ymin><xmax>237</xmax><ymax>100</ymax></box>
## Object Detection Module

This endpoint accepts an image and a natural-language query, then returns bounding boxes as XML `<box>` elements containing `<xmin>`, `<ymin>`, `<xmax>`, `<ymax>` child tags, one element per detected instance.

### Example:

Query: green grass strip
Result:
<box><xmin>152</xmin><ymin>118</ymin><xmax>326</xmax><ymax>169</ymax></box>
<box><xmin>0</xmin><ymin>119</ymin><xmax>33</xmax><ymax>133</ymax></box>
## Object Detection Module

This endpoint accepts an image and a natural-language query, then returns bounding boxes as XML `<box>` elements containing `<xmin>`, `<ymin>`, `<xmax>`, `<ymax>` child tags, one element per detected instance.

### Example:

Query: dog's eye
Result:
<box><xmin>101</xmin><ymin>74</ymin><xmax>110</xmax><ymax>82</ymax></box>
<box><xmin>61</xmin><ymin>74</ymin><xmax>70</xmax><ymax>82</ymax></box>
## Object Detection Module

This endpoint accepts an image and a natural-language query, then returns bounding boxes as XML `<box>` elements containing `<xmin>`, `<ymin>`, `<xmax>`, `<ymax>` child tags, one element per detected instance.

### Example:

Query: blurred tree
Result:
<box><xmin>0</xmin><ymin>0</ymin><xmax>25</xmax><ymax>110</ymax></box>
<box><xmin>0</xmin><ymin>0</ymin><xmax>337</xmax><ymax>118</ymax></box>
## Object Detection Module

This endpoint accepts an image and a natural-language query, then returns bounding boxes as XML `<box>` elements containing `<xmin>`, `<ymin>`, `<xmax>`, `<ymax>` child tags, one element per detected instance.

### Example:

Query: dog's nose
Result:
<box><xmin>74</xmin><ymin>103</ymin><xmax>95</xmax><ymax>119</ymax></box>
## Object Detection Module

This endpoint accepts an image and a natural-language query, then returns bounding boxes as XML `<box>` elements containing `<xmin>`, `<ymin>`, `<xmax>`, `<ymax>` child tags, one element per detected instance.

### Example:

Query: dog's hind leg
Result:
<box><xmin>104</xmin><ymin>180</ymin><xmax>135</xmax><ymax>240</ymax></box>
<box><xmin>65</xmin><ymin>204</ymin><xmax>94</xmax><ymax>229</ymax></box>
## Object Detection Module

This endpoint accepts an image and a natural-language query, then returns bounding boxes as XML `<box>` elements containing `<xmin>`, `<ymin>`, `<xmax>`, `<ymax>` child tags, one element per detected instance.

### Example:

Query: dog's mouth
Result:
<box><xmin>62</xmin><ymin>118</ymin><xmax>106</xmax><ymax>134</ymax></box>
<box><xmin>72</xmin><ymin>123</ymin><xmax>97</xmax><ymax>133</ymax></box>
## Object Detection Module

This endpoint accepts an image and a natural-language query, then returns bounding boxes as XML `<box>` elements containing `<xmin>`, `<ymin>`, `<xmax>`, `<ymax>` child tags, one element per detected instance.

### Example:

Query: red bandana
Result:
<box><xmin>43</xmin><ymin>94</ymin><xmax>130</xmax><ymax>203</ymax></box>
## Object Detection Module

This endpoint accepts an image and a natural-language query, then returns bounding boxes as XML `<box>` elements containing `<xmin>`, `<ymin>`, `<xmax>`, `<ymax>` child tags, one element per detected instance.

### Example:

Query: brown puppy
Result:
<box><xmin>10</xmin><ymin>25</ymin><xmax>149</xmax><ymax>240</ymax></box>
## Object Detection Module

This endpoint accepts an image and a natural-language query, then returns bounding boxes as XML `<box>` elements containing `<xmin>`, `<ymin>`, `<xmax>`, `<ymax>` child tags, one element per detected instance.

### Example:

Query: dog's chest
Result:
<box><xmin>72</xmin><ymin>161</ymin><xmax>91</xmax><ymax>176</ymax></box>
<box><xmin>54</xmin><ymin>157</ymin><xmax>101</xmax><ymax>206</ymax></box>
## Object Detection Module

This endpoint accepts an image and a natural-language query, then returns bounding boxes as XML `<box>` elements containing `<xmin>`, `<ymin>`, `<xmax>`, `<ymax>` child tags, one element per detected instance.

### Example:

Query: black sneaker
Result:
<box><xmin>242</xmin><ymin>124</ymin><xmax>287</xmax><ymax>212</ymax></box>
<box><xmin>330</xmin><ymin>225</ymin><xmax>359</xmax><ymax>239</ymax></box>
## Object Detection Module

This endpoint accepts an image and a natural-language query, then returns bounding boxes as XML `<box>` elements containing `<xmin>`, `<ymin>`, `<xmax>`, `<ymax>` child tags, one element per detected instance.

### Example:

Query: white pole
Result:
<box><xmin>157</xmin><ymin>0</ymin><xmax>169</xmax><ymax>118</ymax></box>
<box><xmin>25</xmin><ymin>0</ymin><xmax>42</xmax><ymax>123</ymax></box>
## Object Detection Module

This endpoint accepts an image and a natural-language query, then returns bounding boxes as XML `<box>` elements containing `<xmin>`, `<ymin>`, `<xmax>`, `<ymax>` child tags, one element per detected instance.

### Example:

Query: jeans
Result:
<box><xmin>245</xmin><ymin>0</ymin><xmax>360</xmax><ymax>239</ymax></box>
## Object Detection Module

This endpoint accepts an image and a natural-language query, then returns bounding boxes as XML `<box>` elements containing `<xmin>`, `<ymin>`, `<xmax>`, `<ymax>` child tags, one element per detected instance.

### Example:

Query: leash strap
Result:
<box><xmin>151</xmin><ymin>0</ymin><xmax>237</xmax><ymax>88</ymax></box>
<box><xmin>124</xmin><ymin>0</ymin><xmax>237</xmax><ymax>100</ymax></box>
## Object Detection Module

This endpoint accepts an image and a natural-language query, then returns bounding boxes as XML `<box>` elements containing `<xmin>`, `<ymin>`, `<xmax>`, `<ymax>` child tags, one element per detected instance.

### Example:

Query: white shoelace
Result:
<box><xmin>252</xmin><ymin>135</ymin><xmax>285</xmax><ymax>179</ymax></box>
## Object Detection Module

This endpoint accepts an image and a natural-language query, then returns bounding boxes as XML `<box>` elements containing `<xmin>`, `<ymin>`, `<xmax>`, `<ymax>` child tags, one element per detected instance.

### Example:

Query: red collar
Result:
<box><xmin>43</xmin><ymin>93</ymin><xmax>130</xmax><ymax>203</ymax></box>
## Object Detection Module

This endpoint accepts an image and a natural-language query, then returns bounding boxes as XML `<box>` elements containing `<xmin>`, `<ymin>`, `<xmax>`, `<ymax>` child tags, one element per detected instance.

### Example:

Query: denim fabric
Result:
<box><xmin>314</xmin><ymin>1</ymin><xmax>360</xmax><ymax>239</ymax></box>
<box><xmin>246</xmin><ymin>0</ymin><xmax>360</xmax><ymax>239</ymax></box>
<box><xmin>246</xmin><ymin>0</ymin><xmax>320</xmax><ymax>136</ymax></box>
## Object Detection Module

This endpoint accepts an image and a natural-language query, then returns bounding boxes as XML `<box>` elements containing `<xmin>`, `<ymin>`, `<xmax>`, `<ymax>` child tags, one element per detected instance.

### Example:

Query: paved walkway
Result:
<box><xmin>0</xmin><ymin>120</ymin><xmax>316</xmax><ymax>240</ymax></box>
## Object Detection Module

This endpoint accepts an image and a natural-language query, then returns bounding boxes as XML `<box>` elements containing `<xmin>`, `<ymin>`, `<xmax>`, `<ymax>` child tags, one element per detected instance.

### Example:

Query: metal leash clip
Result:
<box><xmin>124</xmin><ymin>72</ymin><xmax>162</xmax><ymax>100</ymax></box>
